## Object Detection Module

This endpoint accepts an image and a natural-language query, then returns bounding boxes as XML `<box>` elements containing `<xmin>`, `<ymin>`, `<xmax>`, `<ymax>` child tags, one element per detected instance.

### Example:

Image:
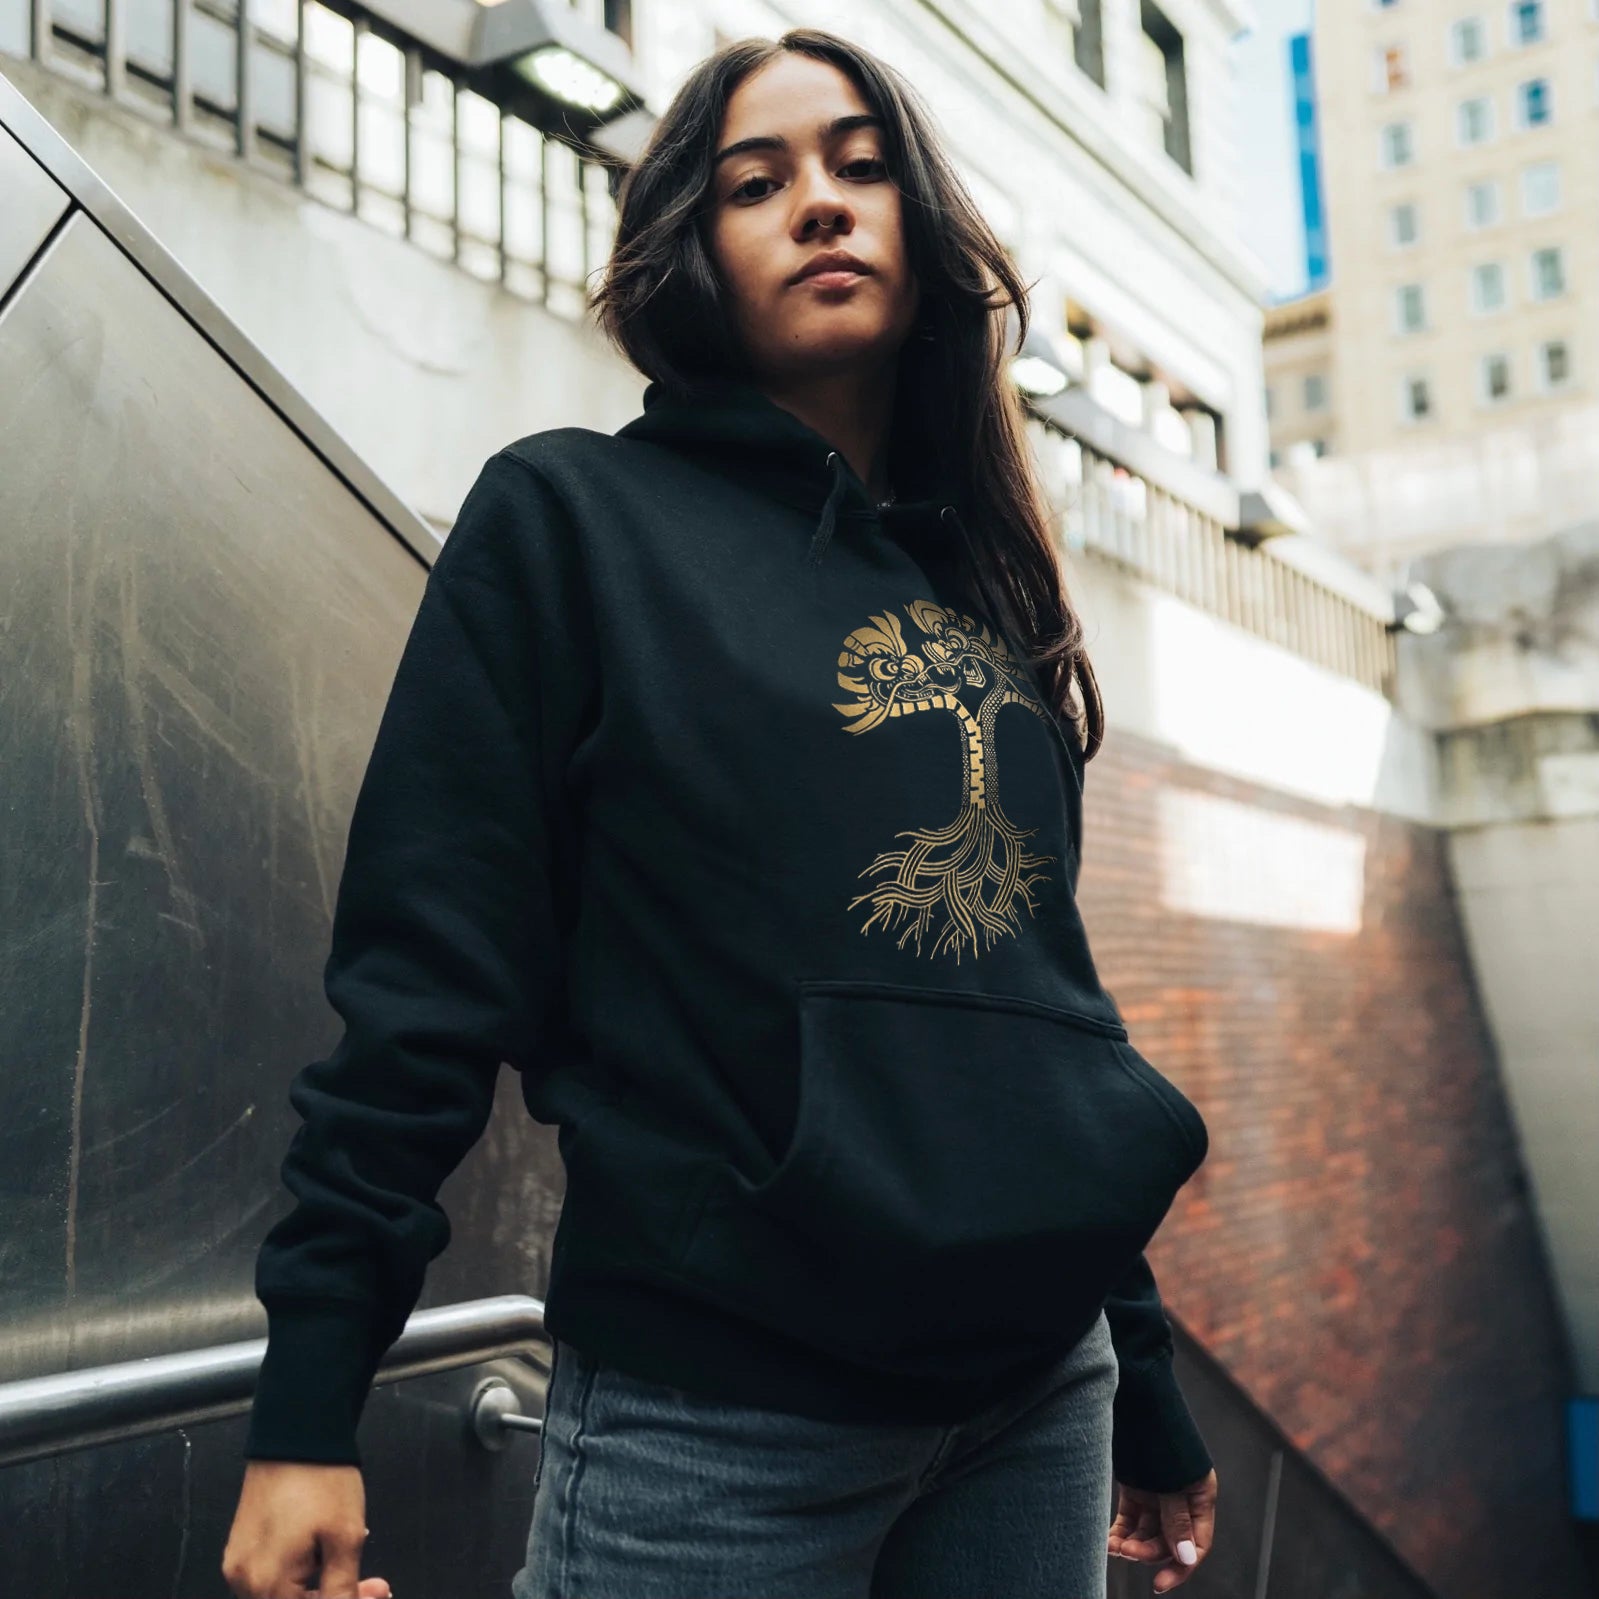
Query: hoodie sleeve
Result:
<box><xmin>243</xmin><ymin>449</ymin><xmax>593</xmax><ymax>1467</ymax></box>
<box><xmin>1064</xmin><ymin>715</ymin><xmax>1212</xmax><ymax>1494</ymax></box>
<box><xmin>1103</xmin><ymin>1251</ymin><xmax>1214</xmax><ymax>1492</ymax></box>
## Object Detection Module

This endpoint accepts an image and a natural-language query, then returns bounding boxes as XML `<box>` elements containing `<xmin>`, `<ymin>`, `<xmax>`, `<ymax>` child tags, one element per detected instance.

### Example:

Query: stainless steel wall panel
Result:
<box><xmin>0</xmin><ymin>207</ymin><xmax>563</xmax><ymax>1396</ymax></box>
<box><xmin>0</xmin><ymin>119</ymin><xmax>70</xmax><ymax>296</ymax></box>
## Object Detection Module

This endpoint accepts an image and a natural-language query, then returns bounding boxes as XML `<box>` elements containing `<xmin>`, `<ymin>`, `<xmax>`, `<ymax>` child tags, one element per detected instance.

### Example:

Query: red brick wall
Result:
<box><xmin>1081</xmin><ymin>724</ymin><xmax>1588</xmax><ymax>1599</ymax></box>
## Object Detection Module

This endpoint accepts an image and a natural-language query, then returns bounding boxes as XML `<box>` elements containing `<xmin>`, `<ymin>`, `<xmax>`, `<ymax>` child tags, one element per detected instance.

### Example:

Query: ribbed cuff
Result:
<box><xmin>243</xmin><ymin>1301</ymin><xmax>382</xmax><ymax>1466</ymax></box>
<box><xmin>1111</xmin><ymin>1354</ymin><xmax>1214</xmax><ymax>1493</ymax></box>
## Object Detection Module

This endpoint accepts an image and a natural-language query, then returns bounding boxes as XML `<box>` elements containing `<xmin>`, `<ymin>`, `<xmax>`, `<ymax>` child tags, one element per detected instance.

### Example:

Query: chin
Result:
<box><xmin>775</xmin><ymin>320</ymin><xmax>900</xmax><ymax>365</ymax></box>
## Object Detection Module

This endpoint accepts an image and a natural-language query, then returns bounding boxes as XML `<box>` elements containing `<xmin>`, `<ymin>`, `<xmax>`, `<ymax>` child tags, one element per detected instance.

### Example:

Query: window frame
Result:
<box><xmin>1456</xmin><ymin>93</ymin><xmax>1497</xmax><ymax>144</ymax></box>
<box><xmin>1508</xmin><ymin>0</ymin><xmax>1545</xmax><ymax>46</ymax></box>
<box><xmin>1465</xmin><ymin>177</ymin><xmax>1503</xmax><ymax>229</ymax></box>
<box><xmin>1380</xmin><ymin>118</ymin><xmax>1416</xmax><ymax>167</ymax></box>
<box><xmin>1478</xmin><ymin>351</ymin><xmax>1513</xmax><ymax>404</ymax></box>
<box><xmin>1516</xmin><ymin>75</ymin><xmax>1553</xmax><ymax>127</ymax></box>
<box><xmin>1529</xmin><ymin>244</ymin><xmax>1566</xmax><ymax>299</ymax></box>
<box><xmin>1470</xmin><ymin>260</ymin><xmax>1509</xmax><ymax>314</ymax></box>
<box><xmin>1520</xmin><ymin>159</ymin><xmax>1561</xmax><ymax>215</ymax></box>
<box><xmin>1536</xmin><ymin>338</ymin><xmax>1572</xmax><ymax>391</ymax></box>
<box><xmin>1394</xmin><ymin>281</ymin><xmax>1428</xmax><ymax>333</ymax></box>
<box><xmin>1449</xmin><ymin>14</ymin><xmax>1488</xmax><ymax>64</ymax></box>
<box><xmin>1400</xmin><ymin>373</ymin><xmax>1433</xmax><ymax>423</ymax></box>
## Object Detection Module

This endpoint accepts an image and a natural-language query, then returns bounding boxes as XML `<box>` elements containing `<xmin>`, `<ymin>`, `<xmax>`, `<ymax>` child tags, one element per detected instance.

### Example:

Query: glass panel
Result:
<box><xmin>306</xmin><ymin>67</ymin><xmax>353</xmax><ymax>171</ymax></box>
<box><xmin>190</xmin><ymin>5</ymin><xmax>240</xmax><ymax>112</ymax></box>
<box><xmin>504</xmin><ymin>258</ymin><xmax>545</xmax><ymax>302</ymax></box>
<box><xmin>459</xmin><ymin>238</ymin><xmax>500</xmax><ymax>282</ymax></box>
<box><xmin>356</xmin><ymin>25</ymin><xmax>401</xmax><ymax>102</ymax></box>
<box><xmin>126</xmin><ymin>0</ymin><xmax>174</xmax><ymax>76</ymax></box>
<box><xmin>503</xmin><ymin>172</ymin><xmax>544</xmax><ymax>263</ymax></box>
<box><xmin>459</xmin><ymin>154</ymin><xmax>500</xmax><ymax>244</ymax></box>
<box><xmin>457</xmin><ymin>87</ymin><xmax>499</xmax><ymax>156</ymax></box>
<box><xmin>408</xmin><ymin>67</ymin><xmax>454</xmax><ymax>220</ymax></box>
<box><xmin>584</xmin><ymin>159</ymin><xmax>614</xmax><ymax>284</ymax></box>
<box><xmin>356</xmin><ymin>186</ymin><xmax>405</xmax><ymax>237</ymax></box>
<box><xmin>303</xmin><ymin>0</ymin><xmax>351</xmax><ymax>74</ymax></box>
<box><xmin>544</xmin><ymin>137</ymin><xmax>584</xmax><ymax>286</ymax></box>
<box><xmin>51</xmin><ymin>0</ymin><xmax>105</xmax><ymax>44</ymax></box>
<box><xmin>358</xmin><ymin>98</ymin><xmax>405</xmax><ymax>195</ymax></box>
<box><xmin>252</xmin><ymin>32</ymin><xmax>297</xmax><ymax>140</ymax></box>
<box><xmin>254</xmin><ymin>0</ymin><xmax>296</xmax><ymax>44</ymax></box>
<box><xmin>408</xmin><ymin>211</ymin><xmax>454</xmax><ymax>260</ymax></box>
<box><xmin>503</xmin><ymin>114</ymin><xmax>542</xmax><ymax>179</ymax></box>
<box><xmin>409</xmin><ymin>130</ymin><xmax>453</xmax><ymax>221</ymax></box>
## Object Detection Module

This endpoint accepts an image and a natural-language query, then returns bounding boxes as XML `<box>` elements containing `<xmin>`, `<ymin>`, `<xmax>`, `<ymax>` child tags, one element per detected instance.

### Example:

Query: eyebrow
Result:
<box><xmin>713</xmin><ymin>113</ymin><xmax>886</xmax><ymax>168</ymax></box>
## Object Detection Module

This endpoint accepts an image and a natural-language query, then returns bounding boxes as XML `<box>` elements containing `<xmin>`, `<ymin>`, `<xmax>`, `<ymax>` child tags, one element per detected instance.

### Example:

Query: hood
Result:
<box><xmin>614</xmin><ymin>374</ymin><xmax>971</xmax><ymax>569</ymax></box>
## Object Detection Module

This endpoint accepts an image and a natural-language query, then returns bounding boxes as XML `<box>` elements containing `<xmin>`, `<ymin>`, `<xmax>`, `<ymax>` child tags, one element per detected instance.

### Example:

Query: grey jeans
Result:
<box><xmin>509</xmin><ymin>1308</ymin><xmax>1117</xmax><ymax>1599</ymax></box>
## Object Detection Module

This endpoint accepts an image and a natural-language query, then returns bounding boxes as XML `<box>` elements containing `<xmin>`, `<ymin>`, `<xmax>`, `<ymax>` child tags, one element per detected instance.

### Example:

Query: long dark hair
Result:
<box><xmin>589</xmin><ymin>27</ymin><xmax>1105</xmax><ymax>761</ymax></box>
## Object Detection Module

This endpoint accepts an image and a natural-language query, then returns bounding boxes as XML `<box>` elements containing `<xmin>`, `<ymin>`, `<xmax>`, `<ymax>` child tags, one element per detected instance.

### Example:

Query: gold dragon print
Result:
<box><xmin>833</xmin><ymin>598</ymin><xmax>1059</xmax><ymax>962</ymax></box>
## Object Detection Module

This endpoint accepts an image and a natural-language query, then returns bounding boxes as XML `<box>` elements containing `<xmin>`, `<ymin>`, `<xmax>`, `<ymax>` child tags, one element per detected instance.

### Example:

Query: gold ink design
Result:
<box><xmin>833</xmin><ymin>599</ymin><xmax>1058</xmax><ymax>961</ymax></box>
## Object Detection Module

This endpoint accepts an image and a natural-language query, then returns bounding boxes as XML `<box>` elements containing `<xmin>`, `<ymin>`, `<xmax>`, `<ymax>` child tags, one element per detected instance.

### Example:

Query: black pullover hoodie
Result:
<box><xmin>243</xmin><ymin>374</ymin><xmax>1214</xmax><ymax>1495</ymax></box>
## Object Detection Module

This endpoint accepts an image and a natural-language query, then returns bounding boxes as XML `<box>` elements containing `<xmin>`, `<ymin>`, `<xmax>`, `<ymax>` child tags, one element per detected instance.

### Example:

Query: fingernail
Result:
<box><xmin>1177</xmin><ymin>1538</ymin><xmax>1197</xmax><ymax>1564</ymax></box>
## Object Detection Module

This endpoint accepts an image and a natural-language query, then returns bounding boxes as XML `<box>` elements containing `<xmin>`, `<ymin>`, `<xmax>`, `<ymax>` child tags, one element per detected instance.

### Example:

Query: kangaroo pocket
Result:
<box><xmin>674</xmin><ymin>979</ymin><xmax>1208</xmax><ymax>1378</ymax></box>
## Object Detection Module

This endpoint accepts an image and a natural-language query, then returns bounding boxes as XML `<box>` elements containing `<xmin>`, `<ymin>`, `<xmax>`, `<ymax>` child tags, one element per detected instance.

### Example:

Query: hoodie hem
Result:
<box><xmin>539</xmin><ymin>1253</ymin><xmax>1096</xmax><ymax>1428</ymax></box>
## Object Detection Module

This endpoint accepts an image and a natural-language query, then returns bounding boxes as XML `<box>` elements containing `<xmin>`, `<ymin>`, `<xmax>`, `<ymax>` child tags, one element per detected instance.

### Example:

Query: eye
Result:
<box><xmin>729</xmin><ymin>156</ymin><xmax>888</xmax><ymax>203</ymax></box>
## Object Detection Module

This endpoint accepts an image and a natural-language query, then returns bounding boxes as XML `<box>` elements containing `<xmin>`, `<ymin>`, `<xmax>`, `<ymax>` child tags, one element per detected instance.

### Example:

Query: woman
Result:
<box><xmin>222</xmin><ymin>27</ymin><xmax>1218</xmax><ymax>1599</ymax></box>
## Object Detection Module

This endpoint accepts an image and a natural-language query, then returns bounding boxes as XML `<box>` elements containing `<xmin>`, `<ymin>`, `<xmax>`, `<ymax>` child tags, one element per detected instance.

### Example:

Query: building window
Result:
<box><xmin>1517</xmin><ymin>77</ymin><xmax>1552</xmax><ymax>125</ymax></box>
<box><xmin>1471</xmin><ymin>261</ymin><xmax>1508</xmax><ymax>311</ymax></box>
<box><xmin>1510</xmin><ymin>1</ymin><xmax>1545</xmax><ymax>44</ymax></box>
<box><xmin>1457</xmin><ymin>95</ymin><xmax>1495</xmax><ymax>143</ymax></box>
<box><xmin>1403</xmin><ymin>375</ymin><xmax>1432</xmax><ymax>420</ymax></box>
<box><xmin>1450</xmin><ymin>16</ymin><xmax>1487</xmax><ymax>63</ymax></box>
<box><xmin>1075</xmin><ymin>0</ymin><xmax>1106</xmax><ymax>87</ymax></box>
<box><xmin>1138</xmin><ymin>2</ymin><xmax>1193</xmax><ymax>173</ymax></box>
<box><xmin>1304</xmin><ymin>373</ymin><xmax>1329</xmax><ymax>411</ymax></box>
<box><xmin>1390</xmin><ymin>201</ymin><xmax>1419</xmax><ymax>245</ymax></box>
<box><xmin>1531</xmin><ymin>245</ymin><xmax>1566</xmax><ymax>297</ymax></box>
<box><xmin>1381</xmin><ymin>120</ymin><xmax>1414</xmax><ymax>166</ymax></box>
<box><xmin>1481</xmin><ymin>352</ymin><xmax>1513</xmax><ymax>402</ymax></box>
<box><xmin>1466</xmin><ymin>178</ymin><xmax>1502</xmax><ymax>227</ymax></box>
<box><xmin>602</xmin><ymin>0</ymin><xmax>632</xmax><ymax>45</ymax></box>
<box><xmin>1521</xmin><ymin>160</ymin><xmax>1560</xmax><ymax>214</ymax></box>
<box><xmin>1538</xmin><ymin>339</ymin><xmax>1571</xmax><ymax>389</ymax></box>
<box><xmin>1395</xmin><ymin>282</ymin><xmax>1427</xmax><ymax>332</ymax></box>
<box><xmin>1376</xmin><ymin>43</ymin><xmax>1411</xmax><ymax>92</ymax></box>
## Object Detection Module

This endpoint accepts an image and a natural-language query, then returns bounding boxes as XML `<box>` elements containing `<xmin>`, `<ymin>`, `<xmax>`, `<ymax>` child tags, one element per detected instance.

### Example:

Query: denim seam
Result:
<box><xmin>558</xmin><ymin>1346</ymin><xmax>600</xmax><ymax>1595</ymax></box>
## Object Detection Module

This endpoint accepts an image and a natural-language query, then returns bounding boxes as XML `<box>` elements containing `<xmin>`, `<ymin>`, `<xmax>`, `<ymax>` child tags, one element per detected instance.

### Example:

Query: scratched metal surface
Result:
<box><xmin>0</xmin><ymin>1355</ymin><xmax>552</xmax><ymax>1596</ymax></box>
<box><xmin>0</xmin><ymin>162</ymin><xmax>564</xmax><ymax>1589</ymax></box>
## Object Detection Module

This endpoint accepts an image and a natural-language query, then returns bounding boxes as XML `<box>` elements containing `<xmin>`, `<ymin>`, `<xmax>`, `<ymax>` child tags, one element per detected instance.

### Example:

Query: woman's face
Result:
<box><xmin>705</xmin><ymin>53</ymin><xmax>921</xmax><ymax>387</ymax></box>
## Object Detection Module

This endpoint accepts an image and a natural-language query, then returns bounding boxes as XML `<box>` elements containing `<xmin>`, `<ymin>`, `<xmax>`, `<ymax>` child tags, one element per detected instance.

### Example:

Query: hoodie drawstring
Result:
<box><xmin>806</xmin><ymin>450</ymin><xmax>851</xmax><ymax>569</ymax></box>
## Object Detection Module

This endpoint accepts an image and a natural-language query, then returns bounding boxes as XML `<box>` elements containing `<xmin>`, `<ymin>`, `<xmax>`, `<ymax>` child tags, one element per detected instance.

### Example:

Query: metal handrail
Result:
<box><xmin>0</xmin><ymin>1293</ymin><xmax>546</xmax><ymax>1469</ymax></box>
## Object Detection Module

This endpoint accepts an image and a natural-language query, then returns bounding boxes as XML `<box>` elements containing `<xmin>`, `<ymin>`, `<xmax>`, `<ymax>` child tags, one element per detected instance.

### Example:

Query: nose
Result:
<box><xmin>792</xmin><ymin>157</ymin><xmax>854</xmax><ymax>237</ymax></box>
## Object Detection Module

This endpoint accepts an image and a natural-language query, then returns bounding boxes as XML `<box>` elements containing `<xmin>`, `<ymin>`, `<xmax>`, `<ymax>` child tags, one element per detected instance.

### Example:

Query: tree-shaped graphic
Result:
<box><xmin>832</xmin><ymin>598</ymin><xmax>1059</xmax><ymax>961</ymax></box>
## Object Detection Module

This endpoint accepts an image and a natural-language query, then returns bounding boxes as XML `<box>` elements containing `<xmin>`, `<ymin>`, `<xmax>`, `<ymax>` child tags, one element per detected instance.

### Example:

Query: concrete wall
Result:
<box><xmin>1397</xmin><ymin>526</ymin><xmax>1599</xmax><ymax>1411</ymax></box>
<box><xmin>1276</xmin><ymin>400</ymin><xmax>1599</xmax><ymax>583</ymax></box>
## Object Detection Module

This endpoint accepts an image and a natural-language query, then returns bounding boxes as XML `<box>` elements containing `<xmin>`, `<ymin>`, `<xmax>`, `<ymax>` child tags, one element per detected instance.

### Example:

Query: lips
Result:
<box><xmin>792</xmin><ymin>253</ymin><xmax>871</xmax><ymax>284</ymax></box>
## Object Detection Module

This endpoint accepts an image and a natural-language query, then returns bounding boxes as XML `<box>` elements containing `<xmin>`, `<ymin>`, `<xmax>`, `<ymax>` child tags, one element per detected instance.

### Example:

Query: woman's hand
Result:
<box><xmin>1107</xmin><ymin>1466</ymin><xmax>1217</xmax><ymax>1592</ymax></box>
<box><xmin>221</xmin><ymin>1460</ymin><xmax>392</xmax><ymax>1599</ymax></box>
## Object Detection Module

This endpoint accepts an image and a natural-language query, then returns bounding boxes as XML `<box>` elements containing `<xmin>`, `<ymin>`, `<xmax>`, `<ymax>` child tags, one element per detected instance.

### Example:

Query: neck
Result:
<box><xmin>758</xmin><ymin>363</ymin><xmax>899</xmax><ymax>504</ymax></box>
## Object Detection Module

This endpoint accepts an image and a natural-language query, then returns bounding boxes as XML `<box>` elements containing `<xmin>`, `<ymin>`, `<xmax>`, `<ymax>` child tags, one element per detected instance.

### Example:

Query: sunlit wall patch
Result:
<box><xmin>1155</xmin><ymin>786</ymin><xmax>1367</xmax><ymax>934</ymax></box>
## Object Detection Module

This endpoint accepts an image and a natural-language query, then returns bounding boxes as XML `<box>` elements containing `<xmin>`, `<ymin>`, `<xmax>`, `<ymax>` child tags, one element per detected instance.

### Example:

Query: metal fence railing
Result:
<box><xmin>1027</xmin><ymin>415</ymin><xmax>1397</xmax><ymax>697</ymax></box>
<box><xmin>2</xmin><ymin>0</ymin><xmax>617</xmax><ymax>319</ymax></box>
